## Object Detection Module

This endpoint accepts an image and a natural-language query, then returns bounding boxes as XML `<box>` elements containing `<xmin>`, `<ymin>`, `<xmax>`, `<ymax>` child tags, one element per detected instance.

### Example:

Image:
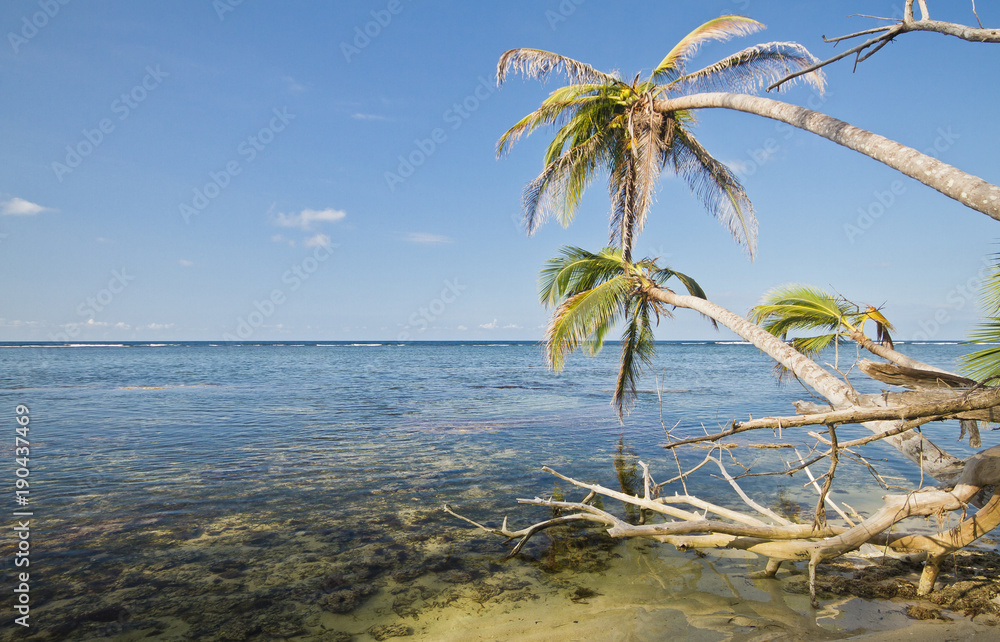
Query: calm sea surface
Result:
<box><xmin>0</xmin><ymin>341</ymin><xmax>991</xmax><ymax>640</ymax></box>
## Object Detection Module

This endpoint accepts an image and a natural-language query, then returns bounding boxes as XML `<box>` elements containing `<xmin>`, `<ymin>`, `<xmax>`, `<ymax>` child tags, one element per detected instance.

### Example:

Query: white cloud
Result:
<box><xmin>404</xmin><ymin>232</ymin><xmax>452</xmax><ymax>245</ymax></box>
<box><xmin>114</xmin><ymin>322</ymin><xmax>131</xmax><ymax>330</ymax></box>
<box><xmin>480</xmin><ymin>319</ymin><xmax>499</xmax><ymax>329</ymax></box>
<box><xmin>503</xmin><ymin>324</ymin><xmax>521</xmax><ymax>329</ymax></box>
<box><xmin>178</xmin><ymin>259</ymin><xmax>194</xmax><ymax>267</ymax></box>
<box><xmin>85</xmin><ymin>319</ymin><xmax>109</xmax><ymax>327</ymax></box>
<box><xmin>0</xmin><ymin>319</ymin><xmax>41</xmax><ymax>327</ymax></box>
<box><xmin>272</xmin><ymin>207</ymin><xmax>346</xmax><ymax>231</ymax></box>
<box><xmin>144</xmin><ymin>323</ymin><xmax>174</xmax><ymax>330</ymax></box>
<box><xmin>283</xmin><ymin>76</ymin><xmax>305</xmax><ymax>94</ymax></box>
<box><xmin>352</xmin><ymin>113</ymin><xmax>390</xmax><ymax>121</ymax></box>
<box><xmin>1</xmin><ymin>197</ymin><xmax>51</xmax><ymax>216</ymax></box>
<box><xmin>304</xmin><ymin>233</ymin><xmax>331</xmax><ymax>248</ymax></box>
<box><xmin>456</xmin><ymin>325</ymin><xmax>468</xmax><ymax>331</ymax></box>
<box><xmin>271</xmin><ymin>234</ymin><xmax>295</xmax><ymax>246</ymax></box>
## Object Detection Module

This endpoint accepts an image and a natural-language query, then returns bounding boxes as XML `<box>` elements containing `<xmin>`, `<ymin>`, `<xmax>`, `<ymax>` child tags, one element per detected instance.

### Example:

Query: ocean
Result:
<box><xmin>0</xmin><ymin>341</ymin><xmax>991</xmax><ymax>640</ymax></box>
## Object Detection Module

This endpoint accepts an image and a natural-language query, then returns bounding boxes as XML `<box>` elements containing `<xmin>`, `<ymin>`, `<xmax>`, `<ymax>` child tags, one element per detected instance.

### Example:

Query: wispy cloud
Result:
<box><xmin>272</xmin><ymin>207</ymin><xmax>346</xmax><ymax>231</ymax></box>
<box><xmin>178</xmin><ymin>259</ymin><xmax>194</xmax><ymax>267</ymax></box>
<box><xmin>404</xmin><ymin>232</ymin><xmax>452</xmax><ymax>245</ymax></box>
<box><xmin>304</xmin><ymin>233</ymin><xmax>331</xmax><ymax>248</ymax></box>
<box><xmin>271</xmin><ymin>234</ymin><xmax>295</xmax><ymax>246</ymax></box>
<box><xmin>480</xmin><ymin>319</ymin><xmax>498</xmax><ymax>329</ymax></box>
<box><xmin>352</xmin><ymin>113</ymin><xmax>390</xmax><ymax>121</ymax></box>
<box><xmin>283</xmin><ymin>76</ymin><xmax>305</xmax><ymax>94</ymax></box>
<box><xmin>144</xmin><ymin>323</ymin><xmax>174</xmax><ymax>330</ymax></box>
<box><xmin>1</xmin><ymin>197</ymin><xmax>52</xmax><ymax>216</ymax></box>
<box><xmin>0</xmin><ymin>319</ymin><xmax>41</xmax><ymax>327</ymax></box>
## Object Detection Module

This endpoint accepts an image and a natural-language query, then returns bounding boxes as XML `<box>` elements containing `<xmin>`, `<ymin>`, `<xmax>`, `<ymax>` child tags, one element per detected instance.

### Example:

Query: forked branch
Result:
<box><xmin>768</xmin><ymin>0</ymin><xmax>1000</xmax><ymax>91</ymax></box>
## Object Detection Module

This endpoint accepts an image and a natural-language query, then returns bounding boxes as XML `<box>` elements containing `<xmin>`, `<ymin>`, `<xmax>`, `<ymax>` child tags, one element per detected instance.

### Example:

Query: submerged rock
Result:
<box><xmin>368</xmin><ymin>623</ymin><xmax>414</xmax><ymax>640</ymax></box>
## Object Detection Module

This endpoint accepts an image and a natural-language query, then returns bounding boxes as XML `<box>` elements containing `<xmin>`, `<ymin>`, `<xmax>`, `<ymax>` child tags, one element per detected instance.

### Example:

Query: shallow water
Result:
<box><xmin>0</xmin><ymin>341</ymin><xmax>993</xmax><ymax>640</ymax></box>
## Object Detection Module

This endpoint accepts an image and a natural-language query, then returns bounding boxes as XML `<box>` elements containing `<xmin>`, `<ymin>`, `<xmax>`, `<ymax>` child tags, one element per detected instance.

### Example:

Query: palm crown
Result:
<box><xmin>497</xmin><ymin>15</ymin><xmax>825</xmax><ymax>263</ymax></box>
<box><xmin>540</xmin><ymin>246</ymin><xmax>711</xmax><ymax>420</ymax></box>
<box><xmin>750</xmin><ymin>284</ymin><xmax>895</xmax><ymax>363</ymax></box>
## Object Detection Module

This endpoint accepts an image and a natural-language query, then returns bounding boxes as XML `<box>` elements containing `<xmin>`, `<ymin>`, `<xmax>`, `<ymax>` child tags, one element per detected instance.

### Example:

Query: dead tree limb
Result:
<box><xmin>449</xmin><ymin>446</ymin><xmax>1000</xmax><ymax>604</ymax></box>
<box><xmin>768</xmin><ymin>0</ymin><xmax>1000</xmax><ymax>91</ymax></box>
<box><xmin>732</xmin><ymin>386</ymin><xmax>1000</xmax><ymax>432</ymax></box>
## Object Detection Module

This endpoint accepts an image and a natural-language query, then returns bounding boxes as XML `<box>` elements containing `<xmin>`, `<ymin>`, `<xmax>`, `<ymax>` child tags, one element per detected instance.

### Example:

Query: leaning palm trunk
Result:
<box><xmin>846</xmin><ymin>328</ymin><xmax>948</xmax><ymax>373</ymax></box>
<box><xmin>643</xmin><ymin>285</ymin><xmax>964</xmax><ymax>481</ymax></box>
<box><xmin>654</xmin><ymin>93</ymin><xmax>1000</xmax><ymax>222</ymax></box>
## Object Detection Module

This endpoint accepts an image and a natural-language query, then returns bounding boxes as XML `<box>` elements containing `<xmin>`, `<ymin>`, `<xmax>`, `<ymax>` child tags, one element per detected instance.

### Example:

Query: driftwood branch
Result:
<box><xmin>449</xmin><ymin>446</ymin><xmax>1000</xmax><ymax>604</ymax></box>
<box><xmin>733</xmin><ymin>386</ymin><xmax>1000</xmax><ymax>432</ymax></box>
<box><xmin>857</xmin><ymin>359</ymin><xmax>976</xmax><ymax>389</ymax></box>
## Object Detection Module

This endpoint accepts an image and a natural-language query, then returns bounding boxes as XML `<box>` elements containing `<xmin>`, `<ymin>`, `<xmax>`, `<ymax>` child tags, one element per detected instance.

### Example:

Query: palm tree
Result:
<box><xmin>961</xmin><ymin>258</ymin><xmax>1000</xmax><ymax>381</ymax></box>
<box><xmin>540</xmin><ymin>246</ymin><xmax>709</xmax><ymax>420</ymax></box>
<box><xmin>749</xmin><ymin>284</ymin><xmax>948</xmax><ymax>373</ymax></box>
<box><xmin>497</xmin><ymin>17</ymin><xmax>967</xmax><ymax>479</ymax></box>
<box><xmin>649</xmin><ymin>92</ymin><xmax>1000</xmax><ymax>223</ymax></box>
<box><xmin>497</xmin><ymin>15</ymin><xmax>826</xmax><ymax>263</ymax></box>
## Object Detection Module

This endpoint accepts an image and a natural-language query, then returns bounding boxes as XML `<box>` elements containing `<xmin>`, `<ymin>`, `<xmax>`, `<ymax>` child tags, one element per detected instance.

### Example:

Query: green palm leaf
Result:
<box><xmin>614</xmin><ymin>297</ymin><xmax>658</xmax><ymax>420</ymax></box>
<box><xmin>539</xmin><ymin>246</ymin><xmax>625</xmax><ymax>307</ymax></box>
<box><xmin>961</xmin><ymin>259</ymin><xmax>1000</xmax><ymax>383</ymax></box>
<box><xmin>789</xmin><ymin>333</ymin><xmax>838</xmax><ymax>361</ymax></box>
<box><xmin>498</xmin><ymin>16</ymin><xmax>824</xmax><ymax>263</ymax></box>
<box><xmin>496</xmin><ymin>83</ymin><xmax>616</xmax><ymax>157</ymax></box>
<box><xmin>750</xmin><ymin>284</ymin><xmax>849</xmax><ymax>337</ymax></box>
<box><xmin>546</xmin><ymin>273</ymin><xmax>633</xmax><ymax>372</ymax></box>
<box><xmin>520</xmin><ymin>123</ymin><xmax>617</xmax><ymax>234</ymax></box>
<box><xmin>540</xmin><ymin>246</ymin><xmax>712</xmax><ymax>418</ymax></box>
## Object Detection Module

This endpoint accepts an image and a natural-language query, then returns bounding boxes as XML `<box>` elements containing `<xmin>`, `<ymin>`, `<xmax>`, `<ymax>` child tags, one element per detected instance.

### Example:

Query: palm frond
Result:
<box><xmin>496</xmin><ymin>83</ymin><xmax>617</xmax><ymax>157</ymax></box>
<box><xmin>961</xmin><ymin>258</ymin><xmax>1000</xmax><ymax>383</ymax></box>
<box><xmin>961</xmin><ymin>317</ymin><xmax>1000</xmax><ymax>383</ymax></box>
<box><xmin>497</xmin><ymin>48</ymin><xmax>620</xmax><ymax>87</ymax></box>
<box><xmin>520</xmin><ymin>124</ymin><xmax>617</xmax><ymax>234</ymax></box>
<box><xmin>538</xmin><ymin>246</ymin><xmax>626</xmax><ymax>307</ymax></box>
<box><xmin>546</xmin><ymin>274</ymin><xmax>633</xmax><ymax>372</ymax></box>
<box><xmin>665</xmin><ymin>42</ymin><xmax>825</xmax><ymax>95</ymax></box>
<box><xmin>614</xmin><ymin>297</ymin><xmax>657</xmax><ymax>420</ymax></box>
<box><xmin>749</xmin><ymin>285</ymin><xmax>848</xmax><ymax>338</ymax></box>
<box><xmin>652</xmin><ymin>266</ymin><xmax>716</xmax><ymax>329</ymax></box>
<box><xmin>976</xmin><ymin>262</ymin><xmax>1000</xmax><ymax>315</ymax></box>
<box><xmin>789</xmin><ymin>333</ymin><xmax>838</xmax><ymax>361</ymax></box>
<box><xmin>652</xmin><ymin>16</ymin><xmax>764</xmax><ymax>82</ymax></box>
<box><xmin>652</xmin><ymin>267</ymin><xmax>707</xmax><ymax>300</ymax></box>
<box><xmin>669</xmin><ymin>127</ymin><xmax>757</xmax><ymax>259</ymax></box>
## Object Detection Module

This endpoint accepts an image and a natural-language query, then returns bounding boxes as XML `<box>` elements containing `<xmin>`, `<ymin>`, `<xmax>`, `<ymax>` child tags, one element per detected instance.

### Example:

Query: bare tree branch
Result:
<box><xmin>769</xmin><ymin>1</ymin><xmax>1000</xmax><ymax>92</ymax></box>
<box><xmin>733</xmin><ymin>386</ymin><xmax>1000</xmax><ymax>432</ymax></box>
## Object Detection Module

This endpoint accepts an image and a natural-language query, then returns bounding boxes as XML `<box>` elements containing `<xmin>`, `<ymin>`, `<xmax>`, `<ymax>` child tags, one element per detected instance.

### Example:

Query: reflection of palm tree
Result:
<box><xmin>540</xmin><ymin>246</ymin><xmax>709</xmax><ymax>420</ymax></box>
<box><xmin>498</xmin><ymin>15</ymin><xmax>824</xmax><ymax>262</ymax></box>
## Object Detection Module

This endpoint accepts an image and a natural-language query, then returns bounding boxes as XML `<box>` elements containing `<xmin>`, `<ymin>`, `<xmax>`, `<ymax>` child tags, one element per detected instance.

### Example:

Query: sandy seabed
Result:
<box><xmin>319</xmin><ymin>538</ymin><xmax>1000</xmax><ymax>642</ymax></box>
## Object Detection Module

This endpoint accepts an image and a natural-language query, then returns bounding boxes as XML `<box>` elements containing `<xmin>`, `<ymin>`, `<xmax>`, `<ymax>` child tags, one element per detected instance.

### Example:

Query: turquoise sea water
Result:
<box><xmin>0</xmin><ymin>341</ymin><xmax>992</xmax><ymax>640</ymax></box>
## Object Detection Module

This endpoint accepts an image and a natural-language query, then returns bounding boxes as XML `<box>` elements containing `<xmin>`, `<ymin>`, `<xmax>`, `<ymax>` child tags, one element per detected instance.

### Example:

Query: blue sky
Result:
<box><xmin>2</xmin><ymin>0</ymin><xmax>998</xmax><ymax>342</ymax></box>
